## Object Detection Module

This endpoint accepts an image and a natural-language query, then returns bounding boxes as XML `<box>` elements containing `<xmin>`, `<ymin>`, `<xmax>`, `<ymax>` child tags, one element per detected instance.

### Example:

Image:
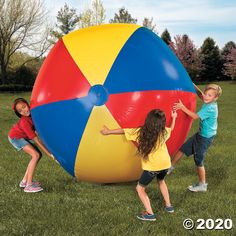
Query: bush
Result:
<box><xmin>0</xmin><ymin>84</ymin><xmax>33</xmax><ymax>92</ymax></box>
<box><xmin>7</xmin><ymin>66</ymin><xmax>36</xmax><ymax>86</ymax></box>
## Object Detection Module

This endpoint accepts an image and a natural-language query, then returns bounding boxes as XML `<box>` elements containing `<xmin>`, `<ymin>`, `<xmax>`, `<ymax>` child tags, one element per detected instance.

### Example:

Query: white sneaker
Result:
<box><xmin>167</xmin><ymin>166</ymin><xmax>175</xmax><ymax>175</ymax></box>
<box><xmin>188</xmin><ymin>183</ymin><xmax>208</xmax><ymax>192</ymax></box>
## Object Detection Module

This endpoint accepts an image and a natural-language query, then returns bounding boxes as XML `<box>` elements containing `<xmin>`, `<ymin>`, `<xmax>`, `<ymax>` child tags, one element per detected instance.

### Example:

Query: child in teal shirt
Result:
<box><xmin>168</xmin><ymin>84</ymin><xmax>222</xmax><ymax>192</ymax></box>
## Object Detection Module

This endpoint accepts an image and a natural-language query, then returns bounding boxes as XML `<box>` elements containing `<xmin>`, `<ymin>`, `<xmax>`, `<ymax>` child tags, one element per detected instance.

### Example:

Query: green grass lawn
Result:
<box><xmin>0</xmin><ymin>81</ymin><xmax>235</xmax><ymax>236</ymax></box>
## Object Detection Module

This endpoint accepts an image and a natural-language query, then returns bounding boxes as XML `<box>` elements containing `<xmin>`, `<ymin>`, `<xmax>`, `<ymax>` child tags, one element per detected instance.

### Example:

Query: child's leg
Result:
<box><xmin>188</xmin><ymin>166</ymin><xmax>207</xmax><ymax>192</ymax></box>
<box><xmin>171</xmin><ymin>150</ymin><xmax>184</xmax><ymax>166</ymax></box>
<box><xmin>22</xmin><ymin>144</ymin><xmax>42</xmax><ymax>186</ymax></box>
<box><xmin>193</xmin><ymin>134</ymin><xmax>214</xmax><ymax>184</ymax></box>
<box><xmin>136</xmin><ymin>170</ymin><xmax>156</xmax><ymax>214</ymax></box>
<box><xmin>167</xmin><ymin>150</ymin><xmax>184</xmax><ymax>174</ymax></box>
<box><xmin>22</xmin><ymin>166</ymin><xmax>29</xmax><ymax>182</ymax></box>
<box><xmin>158</xmin><ymin>179</ymin><xmax>171</xmax><ymax>207</ymax></box>
<box><xmin>21</xmin><ymin>161</ymin><xmax>41</xmax><ymax>182</ymax></box>
<box><xmin>171</xmin><ymin>134</ymin><xmax>197</xmax><ymax>167</ymax></box>
<box><xmin>136</xmin><ymin>184</ymin><xmax>153</xmax><ymax>214</ymax></box>
<box><xmin>188</xmin><ymin>134</ymin><xmax>212</xmax><ymax>192</ymax></box>
<box><xmin>197</xmin><ymin>166</ymin><xmax>206</xmax><ymax>184</ymax></box>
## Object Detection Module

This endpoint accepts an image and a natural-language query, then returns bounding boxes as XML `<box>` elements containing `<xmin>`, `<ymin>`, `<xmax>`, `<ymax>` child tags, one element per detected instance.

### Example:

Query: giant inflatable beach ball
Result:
<box><xmin>31</xmin><ymin>24</ymin><xmax>196</xmax><ymax>183</ymax></box>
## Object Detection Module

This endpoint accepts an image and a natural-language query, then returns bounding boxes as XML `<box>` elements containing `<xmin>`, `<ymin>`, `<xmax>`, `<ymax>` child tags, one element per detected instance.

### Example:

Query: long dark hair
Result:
<box><xmin>137</xmin><ymin>109</ymin><xmax>167</xmax><ymax>159</ymax></box>
<box><xmin>12</xmin><ymin>98</ymin><xmax>29</xmax><ymax>118</ymax></box>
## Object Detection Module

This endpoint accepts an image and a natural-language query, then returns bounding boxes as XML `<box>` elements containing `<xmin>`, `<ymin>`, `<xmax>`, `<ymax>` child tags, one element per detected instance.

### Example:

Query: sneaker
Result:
<box><xmin>137</xmin><ymin>211</ymin><xmax>156</xmax><ymax>221</ymax></box>
<box><xmin>188</xmin><ymin>183</ymin><xmax>208</xmax><ymax>192</ymax></box>
<box><xmin>165</xmin><ymin>206</ymin><xmax>174</xmax><ymax>213</ymax></box>
<box><xmin>19</xmin><ymin>181</ymin><xmax>41</xmax><ymax>188</ymax></box>
<box><xmin>24</xmin><ymin>184</ymin><xmax>43</xmax><ymax>193</ymax></box>
<box><xmin>167</xmin><ymin>165</ymin><xmax>175</xmax><ymax>175</ymax></box>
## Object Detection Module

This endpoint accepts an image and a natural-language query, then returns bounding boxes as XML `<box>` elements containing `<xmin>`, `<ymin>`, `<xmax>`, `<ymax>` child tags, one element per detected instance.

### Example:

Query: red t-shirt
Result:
<box><xmin>8</xmin><ymin>116</ymin><xmax>36</xmax><ymax>140</ymax></box>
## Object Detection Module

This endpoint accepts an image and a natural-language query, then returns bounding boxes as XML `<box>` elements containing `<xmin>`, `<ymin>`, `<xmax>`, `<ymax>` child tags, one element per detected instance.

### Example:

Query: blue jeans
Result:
<box><xmin>8</xmin><ymin>136</ymin><xmax>40</xmax><ymax>154</ymax></box>
<box><xmin>180</xmin><ymin>133</ymin><xmax>215</xmax><ymax>167</ymax></box>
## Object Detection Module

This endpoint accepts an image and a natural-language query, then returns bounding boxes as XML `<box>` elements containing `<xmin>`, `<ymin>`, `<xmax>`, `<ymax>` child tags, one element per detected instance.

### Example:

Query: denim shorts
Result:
<box><xmin>8</xmin><ymin>136</ymin><xmax>36</xmax><ymax>151</ymax></box>
<box><xmin>180</xmin><ymin>133</ymin><xmax>215</xmax><ymax>167</ymax></box>
<box><xmin>138</xmin><ymin>169</ymin><xmax>168</xmax><ymax>187</ymax></box>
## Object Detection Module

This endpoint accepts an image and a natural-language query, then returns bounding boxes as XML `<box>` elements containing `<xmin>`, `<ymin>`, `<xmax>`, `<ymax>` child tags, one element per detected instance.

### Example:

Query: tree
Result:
<box><xmin>221</xmin><ymin>41</ymin><xmax>236</xmax><ymax>57</ymax></box>
<box><xmin>8</xmin><ymin>65</ymin><xmax>36</xmax><ymax>86</ymax></box>
<box><xmin>223</xmin><ymin>48</ymin><xmax>236</xmax><ymax>80</ymax></box>
<box><xmin>169</xmin><ymin>34</ymin><xmax>202</xmax><ymax>81</ymax></box>
<box><xmin>109</xmin><ymin>7</ymin><xmax>137</xmax><ymax>24</ymax></box>
<box><xmin>80</xmin><ymin>0</ymin><xmax>105</xmax><ymax>28</ymax></box>
<box><xmin>199</xmin><ymin>37</ymin><xmax>223</xmax><ymax>81</ymax></box>
<box><xmin>161</xmin><ymin>29</ymin><xmax>171</xmax><ymax>45</ymax></box>
<box><xmin>50</xmin><ymin>3</ymin><xmax>80</xmax><ymax>43</ymax></box>
<box><xmin>221</xmin><ymin>41</ymin><xmax>236</xmax><ymax>80</ymax></box>
<box><xmin>142</xmin><ymin>17</ymin><xmax>157</xmax><ymax>34</ymax></box>
<box><xmin>0</xmin><ymin>0</ymin><xmax>50</xmax><ymax>84</ymax></box>
<box><xmin>9</xmin><ymin>51</ymin><xmax>43</xmax><ymax>75</ymax></box>
<box><xmin>91</xmin><ymin>0</ymin><xmax>106</xmax><ymax>25</ymax></box>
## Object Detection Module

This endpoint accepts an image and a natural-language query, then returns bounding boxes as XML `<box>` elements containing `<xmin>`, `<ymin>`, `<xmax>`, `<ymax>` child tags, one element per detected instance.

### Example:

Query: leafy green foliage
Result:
<box><xmin>109</xmin><ymin>7</ymin><xmax>137</xmax><ymax>24</ymax></box>
<box><xmin>221</xmin><ymin>41</ymin><xmax>236</xmax><ymax>80</ymax></box>
<box><xmin>199</xmin><ymin>38</ymin><xmax>223</xmax><ymax>81</ymax></box>
<box><xmin>0</xmin><ymin>84</ymin><xmax>32</xmax><ymax>91</ymax></box>
<box><xmin>79</xmin><ymin>0</ymin><xmax>106</xmax><ymax>28</ymax></box>
<box><xmin>221</xmin><ymin>41</ymin><xmax>236</xmax><ymax>58</ymax></box>
<box><xmin>161</xmin><ymin>29</ymin><xmax>171</xmax><ymax>45</ymax></box>
<box><xmin>50</xmin><ymin>3</ymin><xmax>80</xmax><ymax>43</ymax></box>
<box><xmin>8</xmin><ymin>66</ymin><xmax>36</xmax><ymax>85</ymax></box>
<box><xmin>142</xmin><ymin>17</ymin><xmax>157</xmax><ymax>34</ymax></box>
<box><xmin>169</xmin><ymin>34</ymin><xmax>202</xmax><ymax>81</ymax></box>
<box><xmin>223</xmin><ymin>48</ymin><xmax>236</xmax><ymax>80</ymax></box>
<box><xmin>0</xmin><ymin>0</ymin><xmax>50</xmax><ymax>84</ymax></box>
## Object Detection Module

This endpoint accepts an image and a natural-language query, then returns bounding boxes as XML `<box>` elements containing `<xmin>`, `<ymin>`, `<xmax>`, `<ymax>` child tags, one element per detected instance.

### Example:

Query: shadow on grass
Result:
<box><xmin>43</xmin><ymin>176</ymin><xmax>137</xmax><ymax>193</ymax></box>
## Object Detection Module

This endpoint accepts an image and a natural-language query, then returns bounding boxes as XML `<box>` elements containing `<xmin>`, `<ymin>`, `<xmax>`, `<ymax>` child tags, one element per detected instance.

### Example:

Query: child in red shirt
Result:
<box><xmin>8</xmin><ymin>98</ymin><xmax>55</xmax><ymax>193</ymax></box>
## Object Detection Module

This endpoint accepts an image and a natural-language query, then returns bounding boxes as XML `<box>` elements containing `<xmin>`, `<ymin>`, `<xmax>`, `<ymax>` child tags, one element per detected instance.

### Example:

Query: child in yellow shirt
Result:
<box><xmin>101</xmin><ymin>109</ymin><xmax>177</xmax><ymax>221</ymax></box>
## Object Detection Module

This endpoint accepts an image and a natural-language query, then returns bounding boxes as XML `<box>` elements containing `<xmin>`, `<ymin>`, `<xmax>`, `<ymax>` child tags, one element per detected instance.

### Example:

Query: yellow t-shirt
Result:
<box><xmin>124</xmin><ymin>127</ymin><xmax>171</xmax><ymax>171</ymax></box>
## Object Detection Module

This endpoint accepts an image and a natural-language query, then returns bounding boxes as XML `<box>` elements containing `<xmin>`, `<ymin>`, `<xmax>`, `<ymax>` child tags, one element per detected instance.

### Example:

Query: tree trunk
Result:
<box><xmin>0</xmin><ymin>64</ymin><xmax>7</xmax><ymax>84</ymax></box>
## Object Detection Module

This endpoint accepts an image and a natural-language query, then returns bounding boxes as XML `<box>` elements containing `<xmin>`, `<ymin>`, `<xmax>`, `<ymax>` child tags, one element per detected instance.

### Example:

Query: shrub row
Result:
<box><xmin>0</xmin><ymin>84</ymin><xmax>33</xmax><ymax>92</ymax></box>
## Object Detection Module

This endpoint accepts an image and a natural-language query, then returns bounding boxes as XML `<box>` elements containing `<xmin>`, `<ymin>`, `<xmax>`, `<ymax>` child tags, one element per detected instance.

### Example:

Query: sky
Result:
<box><xmin>45</xmin><ymin>0</ymin><xmax>236</xmax><ymax>48</ymax></box>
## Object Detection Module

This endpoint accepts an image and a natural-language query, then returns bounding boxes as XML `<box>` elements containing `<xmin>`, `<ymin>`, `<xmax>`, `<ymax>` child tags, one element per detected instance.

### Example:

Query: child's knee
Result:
<box><xmin>194</xmin><ymin>156</ymin><xmax>204</xmax><ymax>167</ymax></box>
<box><xmin>32</xmin><ymin>151</ymin><xmax>42</xmax><ymax>160</ymax></box>
<box><xmin>136</xmin><ymin>184</ymin><xmax>145</xmax><ymax>193</ymax></box>
<box><xmin>175</xmin><ymin>150</ymin><xmax>184</xmax><ymax>157</ymax></box>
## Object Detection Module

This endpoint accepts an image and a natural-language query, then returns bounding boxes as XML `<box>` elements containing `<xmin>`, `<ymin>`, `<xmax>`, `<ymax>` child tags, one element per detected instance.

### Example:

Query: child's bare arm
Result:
<box><xmin>193</xmin><ymin>83</ymin><xmax>204</xmax><ymax>100</ymax></box>
<box><xmin>100</xmin><ymin>125</ymin><xmax>124</xmax><ymax>135</ymax></box>
<box><xmin>174</xmin><ymin>99</ymin><xmax>199</xmax><ymax>120</ymax></box>
<box><xmin>170</xmin><ymin>110</ymin><xmax>177</xmax><ymax>131</ymax></box>
<box><xmin>33</xmin><ymin>136</ymin><xmax>55</xmax><ymax>160</ymax></box>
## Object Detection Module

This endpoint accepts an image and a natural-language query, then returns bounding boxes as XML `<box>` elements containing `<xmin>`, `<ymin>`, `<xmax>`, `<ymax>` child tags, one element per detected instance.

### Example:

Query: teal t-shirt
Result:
<box><xmin>197</xmin><ymin>102</ymin><xmax>218</xmax><ymax>138</ymax></box>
